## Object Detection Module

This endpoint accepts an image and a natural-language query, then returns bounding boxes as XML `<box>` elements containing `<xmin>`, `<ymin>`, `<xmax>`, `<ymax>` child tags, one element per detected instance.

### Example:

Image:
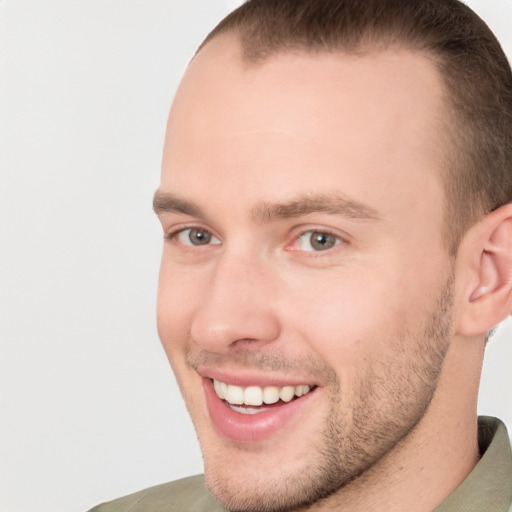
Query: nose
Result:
<box><xmin>190</xmin><ymin>253</ymin><xmax>281</xmax><ymax>353</ymax></box>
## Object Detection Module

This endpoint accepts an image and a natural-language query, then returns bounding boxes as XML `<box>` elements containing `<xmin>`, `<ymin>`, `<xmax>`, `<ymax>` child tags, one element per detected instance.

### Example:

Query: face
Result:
<box><xmin>156</xmin><ymin>35</ymin><xmax>455</xmax><ymax>512</ymax></box>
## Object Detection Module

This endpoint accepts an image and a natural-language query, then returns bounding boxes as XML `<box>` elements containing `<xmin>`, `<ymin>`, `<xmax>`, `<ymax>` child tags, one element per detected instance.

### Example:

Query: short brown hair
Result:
<box><xmin>198</xmin><ymin>0</ymin><xmax>512</xmax><ymax>254</ymax></box>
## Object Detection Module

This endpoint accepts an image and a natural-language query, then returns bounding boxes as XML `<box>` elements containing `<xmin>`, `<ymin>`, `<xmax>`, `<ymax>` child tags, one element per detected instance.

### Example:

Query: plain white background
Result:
<box><xmin>0</xmin><ymin>1</ymin><xmax>511</xmax><ymax>511</ymax></box>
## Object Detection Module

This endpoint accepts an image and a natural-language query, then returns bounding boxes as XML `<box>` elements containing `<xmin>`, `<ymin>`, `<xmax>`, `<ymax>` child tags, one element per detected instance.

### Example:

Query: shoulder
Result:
<box><xmin>87</xmin><ymin>474</ymin><xmax>226</xmax><ymax>512</ymax></box>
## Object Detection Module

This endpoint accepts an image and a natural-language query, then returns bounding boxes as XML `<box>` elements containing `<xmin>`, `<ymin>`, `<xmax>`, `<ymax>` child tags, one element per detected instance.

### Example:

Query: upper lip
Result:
<box><xmin>197</xmin><ymin>367</ymin><xmax>318</xmax><ymax>389</ymax></box>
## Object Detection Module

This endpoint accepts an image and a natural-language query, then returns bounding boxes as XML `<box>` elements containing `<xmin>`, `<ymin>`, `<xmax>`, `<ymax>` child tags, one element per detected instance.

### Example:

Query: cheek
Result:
<box><xmin>280</xmin><ymin>266</ymin><xmax>415</xmax><ymax>379</ymax></box>
<box><xmin>156</xmin><ymin>260</ymin><xmax>200</xmax><ymax>361</ymax></box>
<box><xmin>156</xmin><ymin>265</ymin><xmax>207</xmax><ymax>412</ymax></box>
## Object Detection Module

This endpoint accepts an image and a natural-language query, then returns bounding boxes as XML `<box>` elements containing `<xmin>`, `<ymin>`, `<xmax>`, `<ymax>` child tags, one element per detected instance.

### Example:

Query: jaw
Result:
<box><xmin>178</xmin><ymin>348</ymin><xmax>451</xmax><ymax>512</ymax></box>
<box><xmin>195</xmin><ymin>381</ymin><xmax>341</xmax><ymax>512</ymax></box>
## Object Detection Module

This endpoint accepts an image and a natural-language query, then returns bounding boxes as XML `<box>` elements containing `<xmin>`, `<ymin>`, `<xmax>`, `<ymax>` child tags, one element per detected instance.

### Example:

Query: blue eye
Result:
<box><xmin>175</xmin><ymin>228</ymin><xmax>220</xmax><ymax>246</ymax></box>
<box><xmin>296</xmin><ymin>231</ymin><xmax>341</xmax><ymax>251</ymax></box>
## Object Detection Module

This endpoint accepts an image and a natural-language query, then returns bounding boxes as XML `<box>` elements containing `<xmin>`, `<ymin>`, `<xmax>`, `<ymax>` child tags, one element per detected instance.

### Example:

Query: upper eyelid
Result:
<box><xmin>292</xmin><ymin>230</ymin><xmax>344</xmax><ymax>247</ymax></box>
<box><xmin>298</xmin><ymin>228</ymin><xmax>342</xmax><ymax>237</ymax></box>
<box><xmin>162</xmin><ymin>222</ymin><xmax>350</xmax><ymax>247</ymax></box>
<box><xmin>290</xmin><ymin>225</ymin><xmax>350</xmax><ymax>243</ymax></box>
<box><xmin>164</xmin><ymin>222</ymin><xmax>219</xmax><ymax>239</ymax></box>
<box><xmin>166</xmin><ymin>227</ymin><xmax>222</xmax><ymax>249</ymax></box>
<box><xmin>284</xmin><ymin>226</ymin><xmax>352</xmax><ymax>256</ymax></box>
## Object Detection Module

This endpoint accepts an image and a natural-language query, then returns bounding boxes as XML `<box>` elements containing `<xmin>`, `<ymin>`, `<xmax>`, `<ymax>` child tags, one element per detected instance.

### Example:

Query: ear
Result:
<box><xmin>455</xmin><ymin>203</ymin><xmax>512</xmax><ymax>337</ymax></box>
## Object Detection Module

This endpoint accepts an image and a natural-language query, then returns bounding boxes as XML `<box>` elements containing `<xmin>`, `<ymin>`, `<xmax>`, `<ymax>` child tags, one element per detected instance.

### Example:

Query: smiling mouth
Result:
<box><xmin>213</xmin><ymin>378</ymin><xmax>315</xmax><ymax>414</ymax></box>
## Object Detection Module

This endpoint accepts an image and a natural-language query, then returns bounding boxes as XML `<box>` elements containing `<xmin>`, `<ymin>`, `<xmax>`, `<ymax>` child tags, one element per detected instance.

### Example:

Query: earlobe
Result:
<box><xmin>456</xmin><ymin>203</ymin><xmax>512</xmax><ymax>336</ymax></box>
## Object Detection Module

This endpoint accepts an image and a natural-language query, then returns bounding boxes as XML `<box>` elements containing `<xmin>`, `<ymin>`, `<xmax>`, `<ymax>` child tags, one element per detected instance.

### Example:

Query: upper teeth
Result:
<box><xmin>213</xmin><ymin>379</ymin><xmax>311</xmax><ymax>406</ymax></box>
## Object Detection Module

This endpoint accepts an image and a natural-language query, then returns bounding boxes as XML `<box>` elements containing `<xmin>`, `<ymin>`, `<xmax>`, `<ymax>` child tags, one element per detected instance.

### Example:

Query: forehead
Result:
<box><xmin>162</xmin><ymin>35</ymin><xmax>446</xmax><ymax>230</ymax></box>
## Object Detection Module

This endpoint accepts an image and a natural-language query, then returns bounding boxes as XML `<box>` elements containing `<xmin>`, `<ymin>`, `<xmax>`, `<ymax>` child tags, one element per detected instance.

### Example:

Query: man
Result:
<box><xmin>89</xmin><ymin>0</ymin><xmax>512</xmax><ymax>510</ymax></box>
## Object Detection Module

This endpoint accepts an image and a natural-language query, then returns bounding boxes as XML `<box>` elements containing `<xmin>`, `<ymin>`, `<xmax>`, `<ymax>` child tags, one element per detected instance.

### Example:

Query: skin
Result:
<box><xmin>155</xmin><ymin>34</ymin><xmax>488</xmax><ymax>512</ymax></box>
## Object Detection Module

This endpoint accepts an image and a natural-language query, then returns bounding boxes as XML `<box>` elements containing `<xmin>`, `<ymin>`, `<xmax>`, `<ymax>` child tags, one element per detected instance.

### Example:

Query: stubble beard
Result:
<box><xmin>196</xmin><ymin>280</ymin><xmax>454</xmax><ymax>512</ymax></box>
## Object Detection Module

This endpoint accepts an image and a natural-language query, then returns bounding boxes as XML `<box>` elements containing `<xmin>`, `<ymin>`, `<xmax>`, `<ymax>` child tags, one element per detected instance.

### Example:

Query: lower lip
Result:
<box><xmin>203</xmin><ymin>378</ymin><xmax>316</xmax><ymax>443</ymax></box>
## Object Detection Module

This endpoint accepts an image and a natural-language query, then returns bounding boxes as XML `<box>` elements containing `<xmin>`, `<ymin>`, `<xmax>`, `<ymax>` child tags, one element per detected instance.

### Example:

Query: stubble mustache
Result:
<box><xmin>185</xmin><ymin>345</ymin><xmax>339</xmax><ymax>386</ymax></box>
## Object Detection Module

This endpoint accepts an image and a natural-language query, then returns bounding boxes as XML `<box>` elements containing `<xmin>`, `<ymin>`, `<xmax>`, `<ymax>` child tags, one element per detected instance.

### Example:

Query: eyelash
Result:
<box><xmin>289</xmin><ymin>229</ymin><xmax>345</xmax><ymax>252</ymax></box>
<box><xmin>165</xmin><ymin>226</ymin><xmax>219</xmax><ymax>247</ymax></box>
<box><xmin>165</xmin><ymin>226</ymin><xmax>347</xmax><ymax>253</ymax></box>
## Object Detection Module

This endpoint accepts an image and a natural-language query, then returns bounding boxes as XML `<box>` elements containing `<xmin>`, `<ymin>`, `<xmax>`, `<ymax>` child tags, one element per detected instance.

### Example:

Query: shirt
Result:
<box><xmin>88</xmin><ymin>416</ymin><xmax>512</xmax><ymax>512</ymax></box>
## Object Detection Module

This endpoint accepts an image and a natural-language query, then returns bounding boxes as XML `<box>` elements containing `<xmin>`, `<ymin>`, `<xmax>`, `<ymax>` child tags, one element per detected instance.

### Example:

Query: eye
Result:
<box><xmin>174</xmin><ymin>228</ymin><xmax>221</xmax><ymax>246</ymax></box>
<box><xmin>294</xmin><ymin>230</ymin><xmax>342</xmax><ymax>252</ymax></box>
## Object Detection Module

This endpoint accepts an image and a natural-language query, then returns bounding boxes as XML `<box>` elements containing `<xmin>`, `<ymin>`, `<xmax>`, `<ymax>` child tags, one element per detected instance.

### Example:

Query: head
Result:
<box><xmin>155</xmin><ymin>1</ymin><xmax>512</xmax><ymax>511</ymax></box>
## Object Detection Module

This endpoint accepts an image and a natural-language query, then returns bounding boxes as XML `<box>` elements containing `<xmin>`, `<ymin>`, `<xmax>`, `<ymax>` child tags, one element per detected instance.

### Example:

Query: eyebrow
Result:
<box><xmin>153</xmin><ymin>190</ymin><xmax>381</xmax><ymax>223</ymax></box>
<box><xmin>251</xmin><ymin>193</ymin><xmax>381</xmax><ymax>223</ymax></box>
<box><xmin>153</xmin><ymin>190</ymin><xmax>205</xmax><ymax>217</ymax></box>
